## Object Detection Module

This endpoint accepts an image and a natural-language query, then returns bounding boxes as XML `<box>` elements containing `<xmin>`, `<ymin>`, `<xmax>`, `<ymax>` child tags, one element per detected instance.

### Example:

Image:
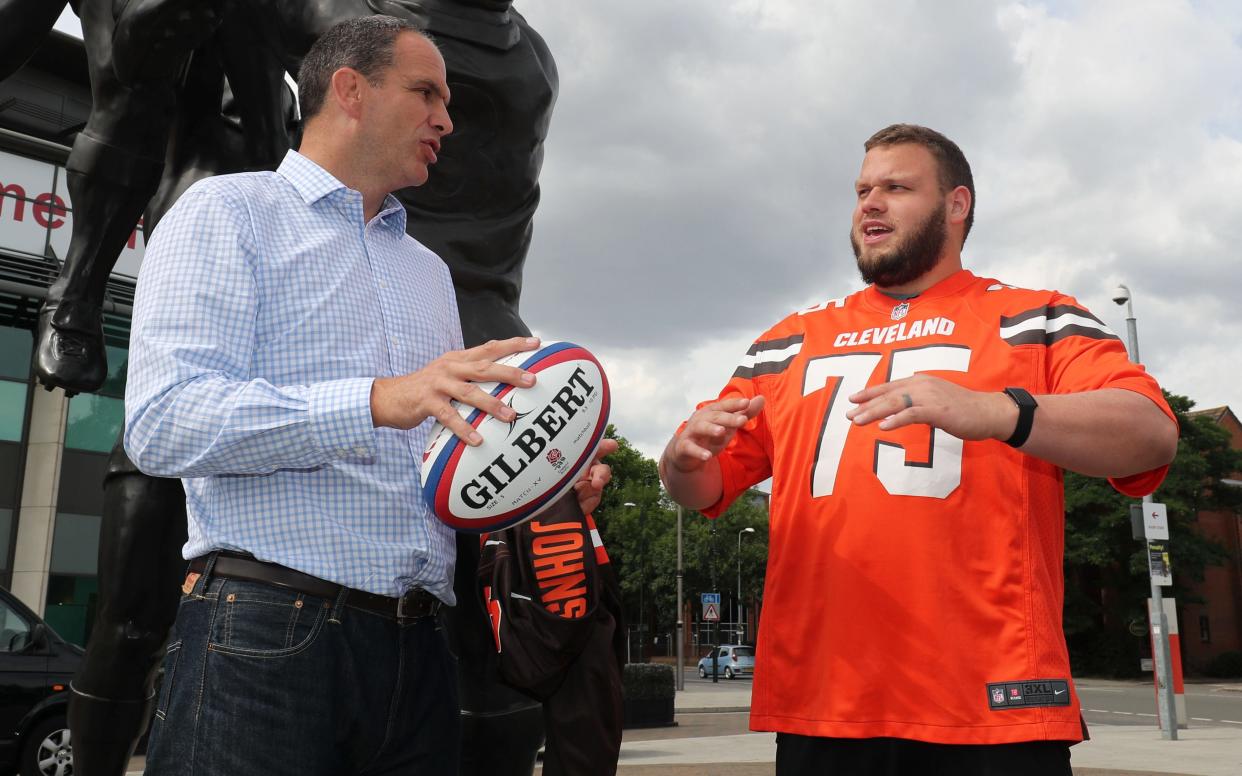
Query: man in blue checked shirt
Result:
<box><xmin>124</xmin><ymin>16</ymin><xmax>613</xmax><ymax>776</ymax></box>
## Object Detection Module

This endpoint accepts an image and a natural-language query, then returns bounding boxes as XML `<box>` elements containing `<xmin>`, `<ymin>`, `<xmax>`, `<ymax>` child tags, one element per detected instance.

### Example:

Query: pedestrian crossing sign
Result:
<box><xmin>703</xmin><ymin>602</ymin><xmax>720</xmax><ymax>621</ymax></box>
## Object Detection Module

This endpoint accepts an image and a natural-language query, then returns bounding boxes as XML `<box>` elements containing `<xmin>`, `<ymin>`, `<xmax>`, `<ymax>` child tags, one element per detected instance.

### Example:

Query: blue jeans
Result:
<box><xmin>144</xmin><ymin>563</ymin><xmax>460</xmax><ymax>775</ymax></box>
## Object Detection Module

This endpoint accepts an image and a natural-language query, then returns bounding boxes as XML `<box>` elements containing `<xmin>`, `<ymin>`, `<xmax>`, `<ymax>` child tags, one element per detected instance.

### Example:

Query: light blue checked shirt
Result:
<box><xmin>125</xmin><ymin>151</ymin><xmax>462</xmax><ymax>601</ymax></box>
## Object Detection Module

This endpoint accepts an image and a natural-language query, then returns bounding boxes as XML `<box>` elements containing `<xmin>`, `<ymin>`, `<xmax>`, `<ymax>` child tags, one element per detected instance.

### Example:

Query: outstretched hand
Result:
<box><xmin>845</xmin><ymin>374</ymin><xmax>1017</xmax><ymax>441</ymax></box>
<box><xmin>665</xmin><ymin>396</ymin><xmax>766</xmax><ymax>473</ymax></box>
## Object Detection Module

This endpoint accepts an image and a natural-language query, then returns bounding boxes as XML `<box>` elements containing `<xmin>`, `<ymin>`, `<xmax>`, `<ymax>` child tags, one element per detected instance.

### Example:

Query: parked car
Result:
<box><xmin>696</xmin><ymin>644</ymin><xmax>755</xmax><ymax>680</ymax></box>
<box><xmin>0</xmin><ymin>585</ymin><xmax>83</xmax><ymax>776</ymax></box>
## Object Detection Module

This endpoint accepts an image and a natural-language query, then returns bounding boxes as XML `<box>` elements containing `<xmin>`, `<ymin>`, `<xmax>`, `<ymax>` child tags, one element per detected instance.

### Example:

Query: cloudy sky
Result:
<box><xmin>55</xmin><ymin>1</ymin><xmax>1242</xmax><ymax>461</ymax></box>
<box><xmin>511</xmin><ymin>0</ymin><xmax>1242</xmax><ymax>459</ymax></box>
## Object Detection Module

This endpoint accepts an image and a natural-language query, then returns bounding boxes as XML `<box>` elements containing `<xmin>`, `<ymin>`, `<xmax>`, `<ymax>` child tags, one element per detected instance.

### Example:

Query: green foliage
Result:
<box><xmin>593</xmin><ymin>425</ymin><xmax>769</xmax><ymax>657</ymax></box>
<box><xmin>622</xmin><ymin>662</ymin><xmax>675</xmax><ymax>699</ymax></box>
<box><xmin>1064</xmin><ymin>392</ymin><xmax>1242</xmax><ymax>676</ymax></box>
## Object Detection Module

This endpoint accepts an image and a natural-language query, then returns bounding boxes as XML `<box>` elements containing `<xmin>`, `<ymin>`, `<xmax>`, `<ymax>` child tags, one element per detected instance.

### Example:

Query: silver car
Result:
<box><xmin>696</xmin><ymin>644</ymin><xmax>755</xmax><ymax>679</ymax></box>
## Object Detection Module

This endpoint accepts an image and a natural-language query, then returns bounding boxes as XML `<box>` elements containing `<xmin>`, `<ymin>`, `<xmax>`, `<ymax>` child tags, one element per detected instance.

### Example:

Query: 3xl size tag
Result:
<box><xmin>987</xmin><ymin>679</ymin><xmax>1072</xmax><ymax>710</ymax></box>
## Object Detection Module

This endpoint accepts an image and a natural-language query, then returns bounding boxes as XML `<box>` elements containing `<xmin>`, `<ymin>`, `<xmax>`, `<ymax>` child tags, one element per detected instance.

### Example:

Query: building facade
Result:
<box><xmin>1179</xmin><ymin>406</ymin><xmax>1242</xmax><ymax>673</ymax></box>
<box><xmin>1</xmin><ymin>32</ymin><xmax>145</xmax><ymax>646</ymax></box>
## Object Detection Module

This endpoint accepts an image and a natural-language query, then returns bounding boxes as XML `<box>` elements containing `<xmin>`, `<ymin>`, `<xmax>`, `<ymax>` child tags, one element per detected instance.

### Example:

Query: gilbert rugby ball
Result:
<box><xmin>421</xmin><ymin>341</ymin><xmax>611</xmax><ymax>533</ymax></box>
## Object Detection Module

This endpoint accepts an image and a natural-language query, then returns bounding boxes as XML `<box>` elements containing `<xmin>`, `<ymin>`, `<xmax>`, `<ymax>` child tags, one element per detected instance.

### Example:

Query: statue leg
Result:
<box><xmin>109</xmin><ymin>0</ymin><xmax>224</xmax><ymax>85</ymax></box>
<box><xmin>69</xmin><ymin>437</ymin><xmax>187</xmax><ymax>776</ymax></box>
<box><xmin>0</xmin><ymin>0</ymin><xmax>69</xmax><ymax>80</ymax></box>
<box><xmin>36</xmin><ymin>132</ymin><xmax>165</xmax><ymax>394</ymax></box>
<box><xmin>34</xmin><ymin>0</ymin><xmax>176</xmax><ymax>394</ymax></box>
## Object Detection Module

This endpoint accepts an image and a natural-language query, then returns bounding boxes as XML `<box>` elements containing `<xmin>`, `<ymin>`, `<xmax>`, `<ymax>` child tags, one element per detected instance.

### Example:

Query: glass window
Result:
<box><xmin>0</xmin><ymin>381</ymin><xmax>26</xmax><ymax>442</ymax></box>
<box><xmin>50</xmin><ymin>512</ymin><xmax>101</xmax><ymax>576</ymax></box>
<box><xmin>0</xmin><ymin>595</ymin><xmax>32</xmax><ymax>653</ymax></box>
<box><xmin>0</xmin><ymin>326</ymin><xmax>32</xmax><ymax>380</ymax></box>
<box><xmin>1200</xmin><ymin>615</ymin><xmax>1211</xmax><ymax>643</ymax></box>
<box><xmin>43</xmin><ymin>574</ymin><xmax>97</xmax><ymax>648</ymax></box>
<box><xmin>99</xmin><ymin>345</ymin><xmax>128</xmax><ymax>399</ymax></box>
<box><xmin>0</xmin><ymin>382</ymin><xmax>26</xmax><ymax>442</ymax></box>
<box><xmin>57</xmin><ymin>450</ymin><xmax>109</xmax><ymax>516</ymax></box>
<box><xmin>65</xmin><ymin>394</ymin><xmax>123</xmax><ymax>453</ymax></box>
<box><xmin>0</xmin><ymin>508</ymin><xmax>11</xmax><ymax>572</ymax></box>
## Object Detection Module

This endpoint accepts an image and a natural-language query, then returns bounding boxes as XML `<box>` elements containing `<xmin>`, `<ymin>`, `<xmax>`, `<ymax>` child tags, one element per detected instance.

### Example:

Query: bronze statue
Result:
<box><xmin>1</xmin><ymin>1</ymin><xmax>598</xmax><ymax>773</ymax></box>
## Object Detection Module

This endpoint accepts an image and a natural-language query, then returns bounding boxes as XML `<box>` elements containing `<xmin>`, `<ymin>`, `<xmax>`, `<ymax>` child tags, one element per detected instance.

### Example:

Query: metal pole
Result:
<box><xmin>737</xmin><ymin>527</ymin><xmax>753</xmax><ymax>644</ymax></box>
<box><xmin>676</xmin><ymin>505</ymin><xmax>684</xmax><ymax>691</ymax></box>
<box><xmin>1124</xmin><ymin>303</ymin><xmax>1178</xmax><ymax>739</ymax></box>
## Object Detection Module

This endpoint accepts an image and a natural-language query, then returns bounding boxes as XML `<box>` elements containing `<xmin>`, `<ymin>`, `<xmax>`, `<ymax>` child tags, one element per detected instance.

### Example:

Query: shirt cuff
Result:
<box><xmin>308</xmin><ymin>377</ymin><xmax>377</xmax><ymax>459</ymax></box>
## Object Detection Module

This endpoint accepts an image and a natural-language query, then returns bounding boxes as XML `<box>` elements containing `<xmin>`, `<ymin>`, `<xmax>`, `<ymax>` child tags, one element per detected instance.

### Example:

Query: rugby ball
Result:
<box><xmin>421</xmin><ymin>341</ymin><xmax>611</xmax><ymax>533</ymax></box>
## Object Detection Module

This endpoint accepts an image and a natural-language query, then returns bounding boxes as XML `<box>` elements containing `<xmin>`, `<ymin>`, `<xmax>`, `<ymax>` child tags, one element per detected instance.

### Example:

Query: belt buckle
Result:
<box><xmin>396</xmin><ymin>590</ymin><xmax>432</xmax><ymax>622</ymax></box>
<box><xmin>396</xmin><ymin>593</ymin><xmax>413</xmax><ymax>622</ymax></box>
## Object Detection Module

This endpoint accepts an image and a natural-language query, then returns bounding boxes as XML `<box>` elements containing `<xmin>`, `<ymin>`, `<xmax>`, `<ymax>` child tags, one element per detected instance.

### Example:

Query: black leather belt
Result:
<box><xmin>188</xmin><ymin>552</ymin><xmax>441</xmax><ymax>622</ymax></box>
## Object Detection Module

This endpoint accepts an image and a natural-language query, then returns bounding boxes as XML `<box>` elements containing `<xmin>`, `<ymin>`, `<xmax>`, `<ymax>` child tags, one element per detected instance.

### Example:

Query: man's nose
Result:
<box><xmin>859</xmin><ymin>189</ymin><xmax>885</xmax><ymax>214</ymax></box>
<box><xmin>434</xmin><ymin>106</ymin><xmax>453</xmax><ymax>137</ymax></box>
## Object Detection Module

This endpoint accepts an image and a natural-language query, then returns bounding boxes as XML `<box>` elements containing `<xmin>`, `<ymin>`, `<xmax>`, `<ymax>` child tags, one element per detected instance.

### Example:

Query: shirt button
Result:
<box><xmin>353</xmin><ymin>446</ymin><xmax>368</xmax><ymax>456</ymax></box>
<box><xmin>391</xmin><ymin>338</ymin><xmax>399</xmax><ymax>348</ymax></box>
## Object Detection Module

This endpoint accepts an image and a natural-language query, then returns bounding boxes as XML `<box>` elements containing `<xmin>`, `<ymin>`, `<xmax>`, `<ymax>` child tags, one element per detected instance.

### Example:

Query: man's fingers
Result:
<box><xmin>848</xmin><ymin>377</ymin><xmax>911</xmax><ymax>404</ymax></box>
<box><xmin>593</xmin><ymin>439</ymin><xmax>619</xmax><ymax>461</ymax></box>
<box><xmin>705</xmin><ymin>396</ymin><xmax>759</xmax><ymax>414</ymax></box>
<box><xmin>685</xmin><ymin>414</ymin><xmax>728</xmax><ymax>440</ymax></box>
<box><xmin>675</xmin><ymin>436</ymin><xmax>715</xmax><ymax>463</ymax></box>
<box><xmin>434</xmin><ymin>403</ymin><xmax>484</xmax><ymax>446</ymax></box>
<box><xmin>743</xmin><ymin>395</ymin><xmax>766</xmax><ymax>419</ymax></box>
<box><xmin>454</xmin><ymin>383</ymin><xmax>516</xmax><ymax>422</ymax></box>
<box><xmin>460</xmin><ymin>336</ymin><xmax>540</xmax><ymax>362</ymax></box>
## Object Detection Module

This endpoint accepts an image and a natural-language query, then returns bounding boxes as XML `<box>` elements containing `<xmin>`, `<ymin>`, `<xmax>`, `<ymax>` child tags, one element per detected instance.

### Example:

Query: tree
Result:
<box><xmin>591</xmin><ymin>426</ymin><xmax>770</xmax><ymax>659</ymax></box>
<box><xmin>591</xmin><ymin>426</ymin><xmax>669</xmax><ymax>660</ymax></box>
<box><xmin>1064</xmin><ymin>392</ymin><xmax>1242</xmax><ymax>676</ymax></box>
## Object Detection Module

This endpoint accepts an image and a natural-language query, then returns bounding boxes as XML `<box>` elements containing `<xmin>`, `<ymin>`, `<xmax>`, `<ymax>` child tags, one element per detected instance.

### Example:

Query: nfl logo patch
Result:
<box><xmin>891</xmin><ymin>302</ymin><xmax>909</xmax><ymax>321</ymax></box>
<box><xmin>991</xmin><ymin>688</ymin><xmax>1005</xmax><ymax>704</ymax></box>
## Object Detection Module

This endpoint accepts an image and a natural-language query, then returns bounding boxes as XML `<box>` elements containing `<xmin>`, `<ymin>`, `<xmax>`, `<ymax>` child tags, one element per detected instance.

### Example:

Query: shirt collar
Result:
<box><xmin>278</xmin><ymin>150</ymin><xmax>408</xmax><ymax>233</ymax></box>
<box><xmin>278</xmin><ymin>150</ymin><xmax>349</xmax><ymax>205</ymax></box>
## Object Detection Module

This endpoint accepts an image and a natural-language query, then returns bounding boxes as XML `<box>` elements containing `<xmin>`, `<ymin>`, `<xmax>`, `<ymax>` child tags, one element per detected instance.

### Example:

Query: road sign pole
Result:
<box><xmin>1120</xmin><ymin>310</ymin><xmax>1179</xmax><ymax>740</ymax></box>
<box><xmin>1147</xmin><ymin>499</ymin><xmax>1178</xmax><ymax>740</ymax></box>
<box><xmin>676</xmin><ymin>505</ymin><xmax>684</xmax><ymax>691</ymax></box>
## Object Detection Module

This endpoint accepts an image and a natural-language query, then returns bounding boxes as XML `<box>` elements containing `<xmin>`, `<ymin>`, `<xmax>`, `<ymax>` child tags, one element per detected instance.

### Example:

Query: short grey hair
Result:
<box><xmin>297</xmin><ymin>15</ymin><xmax>432</xmax><ymax>121</ymax></box>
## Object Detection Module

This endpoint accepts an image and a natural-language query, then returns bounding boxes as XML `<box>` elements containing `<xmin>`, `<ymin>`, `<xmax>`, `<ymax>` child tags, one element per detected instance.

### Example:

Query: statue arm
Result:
<box><xmin>124</xmin><ymin>187</ymin><xmax>376</xmax><ymax>478</ymax></box>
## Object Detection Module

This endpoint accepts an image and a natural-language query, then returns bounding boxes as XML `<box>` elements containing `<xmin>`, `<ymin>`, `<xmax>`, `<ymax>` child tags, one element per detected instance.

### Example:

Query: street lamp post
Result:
<box><xmin>623</xmin><ymin>501</ymin><xmax>645</xmax><ymax>662</ymax></box>
<box><xmin>737</xmin><ymin>527</ymin><xmax>755</xmax><ymax>645</ymax></box>
<box><xmin>1112</xmin><ymin>283</ymin><xmax>1178</xmax><ymax>740</ymax></box>
<box><xmin>676</xmin><ymin>505</ymin><xmax>684</xmax><ymax>691</ymax></box>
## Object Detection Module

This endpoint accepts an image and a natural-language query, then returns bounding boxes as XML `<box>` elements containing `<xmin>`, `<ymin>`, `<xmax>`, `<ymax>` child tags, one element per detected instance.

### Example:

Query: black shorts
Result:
<box><xmin>775</xmin><ymin>734</ymin><xmax>1073</xmax><ymax>776</ymax></box>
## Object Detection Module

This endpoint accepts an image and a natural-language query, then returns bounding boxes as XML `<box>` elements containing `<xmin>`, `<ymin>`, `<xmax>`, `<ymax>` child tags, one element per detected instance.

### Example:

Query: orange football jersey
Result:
<box><xmin>699</xmin><ymin>270</ymin><xmax>1174</xmax><ymax>744</ymax></box>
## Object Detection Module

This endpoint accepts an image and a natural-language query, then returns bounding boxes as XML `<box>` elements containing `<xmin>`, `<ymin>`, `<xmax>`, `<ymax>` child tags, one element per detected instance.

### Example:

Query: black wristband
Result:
<box><xmin>1002</xmin><ymin>387</ymin><xmax>1038</xmax><ymax>448</ymax></box>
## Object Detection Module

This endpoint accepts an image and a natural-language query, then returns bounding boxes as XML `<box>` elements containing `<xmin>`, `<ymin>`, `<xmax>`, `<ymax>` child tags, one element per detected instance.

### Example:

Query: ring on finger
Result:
<box><xmin>902</xmin><ymin>393</ymin><xmax>913</xmax><ymax>410</ymax></box>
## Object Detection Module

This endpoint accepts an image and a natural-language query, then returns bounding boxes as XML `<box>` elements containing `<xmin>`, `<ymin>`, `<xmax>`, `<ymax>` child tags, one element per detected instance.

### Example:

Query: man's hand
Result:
<box><xmin>573</xmin><ymin>438</ymin><xmax>618</xmax><ymax>515</ymax></box>
<box><xmin>370</xmin><ymin>336</ymin><xmax>540</xmax><ymax>444</ymax></box>
<box><xmin>845</xmin><ymin>374</ymin><xmax>1016</xmax><ymax>441</ymax></box>
<box><xmin>665</xmin><ymin>396</ymin><xmax>766</xmax><ymax>473</ymax></box>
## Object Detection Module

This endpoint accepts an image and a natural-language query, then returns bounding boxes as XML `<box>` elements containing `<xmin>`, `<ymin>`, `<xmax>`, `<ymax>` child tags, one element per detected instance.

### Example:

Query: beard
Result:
<box><xmin>850</xmin><ymin>204</ymin><xmax>947</xmax><ymax>288</ymax></box>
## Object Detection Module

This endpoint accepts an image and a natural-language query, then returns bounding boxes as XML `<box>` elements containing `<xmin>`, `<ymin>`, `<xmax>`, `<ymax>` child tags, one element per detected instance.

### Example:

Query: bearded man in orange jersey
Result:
<box><xmin>661</xmin><ymin>124</ymin><xmax>1178</xmax><ymax>775</ymax></box>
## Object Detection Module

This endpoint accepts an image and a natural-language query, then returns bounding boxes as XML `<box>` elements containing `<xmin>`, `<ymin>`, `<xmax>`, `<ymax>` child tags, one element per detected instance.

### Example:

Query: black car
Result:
<box><xmin>0</xmin><ymin>585</ymin><xmax>82</xmax><ymax>776</ymax></box>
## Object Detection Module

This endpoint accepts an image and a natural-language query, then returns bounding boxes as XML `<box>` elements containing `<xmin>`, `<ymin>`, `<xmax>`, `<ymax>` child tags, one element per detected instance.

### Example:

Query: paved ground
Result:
<box><xmin>588</xmin><ymin>676</ymin><xmax>1242</xmax><ymax>776</ymax></box>
<box><xmin>127</xmin><ymin>676</ymin><xmax>1242</xmax><ymax>775</ymax></box>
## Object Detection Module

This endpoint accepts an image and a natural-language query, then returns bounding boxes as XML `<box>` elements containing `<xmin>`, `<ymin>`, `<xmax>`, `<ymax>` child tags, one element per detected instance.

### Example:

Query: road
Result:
<box><xmin>663</xmin><ymin>669</ymin><xmax>1242</xmax><ymax>730</ymax></box>
<box><xmin>1078</xmin><ymin>679</ymin><xmax>1242</xmax><ymax>728</ymax></box>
